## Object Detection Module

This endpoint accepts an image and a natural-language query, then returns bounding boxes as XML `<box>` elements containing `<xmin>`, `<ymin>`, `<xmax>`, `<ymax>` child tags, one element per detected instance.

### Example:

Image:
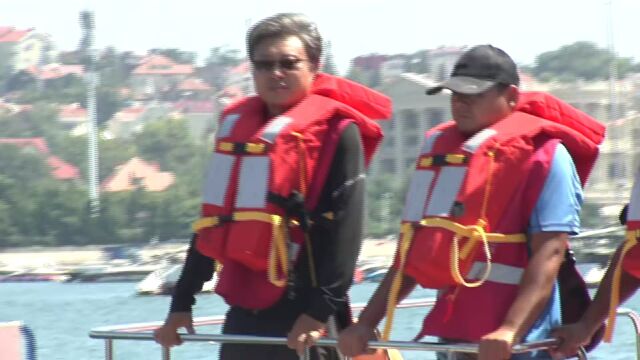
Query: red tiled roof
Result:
<box><xmin>101</xmin><ymin>157</ymin><xmax>174</xmax><ymax>192</ymax></box>
<box><xmin>173</xmin><ymin>100</ymin><xmax>215</xmax><ymax>114</ymax></box>
<box><xmin>178</xmin><ymin>78</ymin><xmax>212</xmax><ymax>91</ymax></box>
<box><xmin>0</xmin><ymin>137</ymin><xmax>80</xmax><ymax>180</ymax></box>
<box><xmin>0</xmin><ymin>26</ymin><xmax>31</xmax><ymax>42</ymax></box>
<box><xmin>47</xmin><ymin>156</ymin><xmax>80</xmax><ymax>180</ymax></box>
<box><xmin>352</xmin><ymin>54</ymin><xmax>388</xmax><ymax>71</ymax></box>
<box><xmin>33</xmin><ymin>64</ymin><xmax>84</xmax><ymax>80</ymax></box>
<box><xmin>0</xmin><ymin>137</ymin><xmax>49</xmax><ymax>153</ymax></box>
<box><xmin>112</xmin><ymin>106</ymin><xmax>145</xmax><ymax>122</ymax></box>
<box><xmin>133</xmin><ymin>54</ymin><xmax>194</xmax><ymax>75</ymax></box>
<box><xmin>59</xmin><ymin>104</ymin><xmax>87</xmax><ymax>119</ymax></box>
<box><xmin>229</xmin><ymin>62</ymin><xmax>250</xmax><ymax>74</ymax></box>
<box><xmin>0</xmin><ymin>101</ymin><xmax>31</xmax><ymax>115</ymax></box>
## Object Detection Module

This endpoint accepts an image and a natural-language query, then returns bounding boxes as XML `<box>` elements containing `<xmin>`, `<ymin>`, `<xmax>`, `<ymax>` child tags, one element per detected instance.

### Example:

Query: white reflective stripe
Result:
<box><xmin>424</xmin><ymin>166</ymin><xmax>467</xmax><ymax>216</ymax></box>
<box><xmin>235</xmin><ymin>156</ymin><xmax>270</xmax><ymax>208</ymax></box>
<box><xmin>629</xmin><ymin>170</ymin><xmax>640</xmax><ymax>221</ymax></box>
<box><xmin>467</xmin><ymin>262</ymin><xmax>524</xmax><ymax>285</ymax></box>
<box><xmin>402</xmin><ymin>170</ymin><xmax>435</xmax><ymax>221</ymax></box>
<box><xmin>462</xmin><ymin>128</ymin><xmax>497</xmax><ymax>153</ymax></box>
<box><xmin>420</xmin><ymin>131</ymin><xmax>442</xmax><ymax>155</ymax></box>
<box><xmin>202</xmin><ymin>153</ymin><xmax>235</xmax><ymax>206</ymax></box>
<box><xmin>217</xmin><ymin>114</ymin><xmax>240</xmax><ymax>139</ymax></box>
<box><xmin>261</xmin><ymin>116</ymin><xmax>293</xmax><ymax>143</ymax></box>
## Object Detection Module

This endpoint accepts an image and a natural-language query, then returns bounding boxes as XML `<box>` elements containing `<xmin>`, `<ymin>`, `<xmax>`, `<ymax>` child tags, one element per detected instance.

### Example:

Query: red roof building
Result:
<box><xmin>29</xmin><ymin>64</ymin><xmax>84</xmax><ymax>80</ymax></box>
<box><xmin>133</xmin><ymin>55</ymin><xmax>194</xmax><ymax>75</ymax></box>
<box><xmin>101</xmin><ymin>157</ymin><xmax>174</xmax><ymax>192</ymax></box>
<box><xmin>0</xmin><ymin>27</ymin><xmax>31</xmax><ymax>42</ymax></box>
<box><xmin>0</xmin><ymin>138</ymin><xmax>80</xmax><ymax>180</ymax></box>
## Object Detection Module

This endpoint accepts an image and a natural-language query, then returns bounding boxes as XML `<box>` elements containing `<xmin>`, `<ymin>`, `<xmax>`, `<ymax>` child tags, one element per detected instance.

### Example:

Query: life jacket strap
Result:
<box><xmin>605</xmin><ymin>230</ymin><xmax>640</xmax><ymax>342</ymax></box>
<box><xmin>418</xmin><ymin>153</ymin><xmax>469</xmax><ymax>168</ymax></box>
<box><xmin>217</xmin><ymin>141</ymin><xmax>268</xmax><ymax>154</ymax></box>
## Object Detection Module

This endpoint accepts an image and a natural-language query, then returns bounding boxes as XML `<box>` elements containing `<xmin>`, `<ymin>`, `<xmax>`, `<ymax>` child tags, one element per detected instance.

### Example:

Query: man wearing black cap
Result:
<box><xmin>338</xmin><ymin>45</ymin><xmax>603</xmax><ymax>360</ymax></box>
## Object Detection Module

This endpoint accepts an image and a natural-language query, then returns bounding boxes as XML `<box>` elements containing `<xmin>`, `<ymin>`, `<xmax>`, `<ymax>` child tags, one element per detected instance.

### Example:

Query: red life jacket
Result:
<box><xmin>382</xmin><ymin>92</ymin><xmax>605</xmax><ymax>341</ymax></box>
<box><xmin>194</xmin><ymin>74</ymin><xmax>391</xmax><ymax>309</ymax></box>
<box><xmin>605</xmin><ymin>169</ymin><xmax>640</xmax><ymax>342</ymax></box>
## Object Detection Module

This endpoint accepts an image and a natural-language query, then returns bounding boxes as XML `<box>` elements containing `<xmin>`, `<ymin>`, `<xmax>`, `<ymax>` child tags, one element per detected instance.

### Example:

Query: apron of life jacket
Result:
<box><xmin>382</xmin><ymin>91</ymin><xmax>605</xmax><ymax>341</ymax></box>
<box><xmin>193</xmin><ymin>73</ymin><xmax>390</xmax><ymax>310</ymax></box>
<box><xmin>605</xmin><ymin>169</ymin><xmax>640</xmax><ymax>342</ymax></box>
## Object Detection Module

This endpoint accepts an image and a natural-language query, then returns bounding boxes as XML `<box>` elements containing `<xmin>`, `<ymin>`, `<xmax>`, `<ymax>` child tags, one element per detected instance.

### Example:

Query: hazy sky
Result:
<box><xmin>5</xmin><ymin>0</ymin><xmax>639</xmax><ymax>74</ymax></box>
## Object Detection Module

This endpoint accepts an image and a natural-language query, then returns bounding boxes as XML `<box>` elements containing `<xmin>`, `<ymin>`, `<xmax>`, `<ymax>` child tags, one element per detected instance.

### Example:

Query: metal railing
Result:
<box><xmin>89</xmin><ymin>298</ymin><xmax>640</xmax><ymax>360</ymax></box>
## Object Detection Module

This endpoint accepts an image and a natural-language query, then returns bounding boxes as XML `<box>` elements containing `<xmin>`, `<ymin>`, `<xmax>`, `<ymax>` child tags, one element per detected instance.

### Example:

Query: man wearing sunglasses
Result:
<box><xmin>154</xmin><ymin>13</ymin><xmax>392</xmax><ymax>360</ymax></box>
<box><xmin>339</xmin><ymin>45</ymin><xmax>605</xmax><ymax>359</ymax></box>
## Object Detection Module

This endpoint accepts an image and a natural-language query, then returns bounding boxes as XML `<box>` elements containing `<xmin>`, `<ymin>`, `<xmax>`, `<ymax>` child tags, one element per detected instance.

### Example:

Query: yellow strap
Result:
<box><xmin>218</xmin><ymin>142</ymin><xmax>234</xmax><ymax>152</ymax></box>
<box><xmin>192</xmin><ymin>217</ymin><xmax>220</xmax><ymax>232</ymax></box>
<box><xmin>192</xmin><ymin>212</ymin><xmax>289</xmax><ymax>287</ymax></box>
<box><xmin>232</xmin><ymin>211</ymin><xmax>274</xmax><ymax>222</ymax></box>
<box><xmin>321</xmin><ymin>211</ymin><xmax>334</xmax><ymax>220</ymax></box>
<box><xmin>267</xmin><ymin>214</ymin><xmax>288</xmax><ymax>287</ymax></box>
<box><xmin>419</xmin><ymin>157</ymin><xmax>433</xmax><ymax>168</ymax></box>
<box><xmin>450</xmin><ymin>231</ymin><xmax>492</xmax><ymax>288</ymax></box>
<box><xmin>418</xmin><ymin>154</ymin><xmax>467</xmax><ymax>167</ymax></box>
<box><xmin>604</xmin><ymin>230</ymin><xmax>639</xmax><ymax>342</ymax></box>
<box><xmin>192</xmin><ymin>211</ymin><xmax>279</xmax><ymax>232</ymax></box>
<box><xmin>382</xmin><ymin>223</ymin><xmax>414</xmax><ymax>341</ymax></box>
<box><xmin>419</xmin><ymin>217</ymin><xmax>525</xmax><ymax>288</ymax></box>
<box><xmin>217</xmin><ymin>141</ymin><xmax>266</xmax><ymax>154</ymax></box>
<box><xmin>304</xmin><ymin>233</ymin><xmax>318</xmax><ymax>287</ymax></box>
<box><xmin>445</xmin><ymin>154</ymin><xmax>466</xmax><ymax>164</ymax></box>
<box><xmin>245</xmin><ymin>142</ymin><xmax>266</xmax><ymax>154</ymax></box>
<box><xmin>419</xmin><ymin>218</ymin><xmax>526</xmax><ymax>245</ymax></box>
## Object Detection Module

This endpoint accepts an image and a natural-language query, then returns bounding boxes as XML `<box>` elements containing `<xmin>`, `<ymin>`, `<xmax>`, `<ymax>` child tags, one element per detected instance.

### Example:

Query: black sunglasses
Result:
<box><xmin>252</xmin><ymin>58</ymin><xmax>308</xmax><ymax>72</ymax></box>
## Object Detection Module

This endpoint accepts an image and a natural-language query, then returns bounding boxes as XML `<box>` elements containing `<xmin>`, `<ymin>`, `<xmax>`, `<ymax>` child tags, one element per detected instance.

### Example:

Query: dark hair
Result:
<box><xmin>494</xmin><ymin>83</ymin><xmax>511</xmax><ymax>93</ymax></box>
<box><xmin>247</xmin><ymin>13</ymin><xmax>322</xmax><ymax>67</ymax></box>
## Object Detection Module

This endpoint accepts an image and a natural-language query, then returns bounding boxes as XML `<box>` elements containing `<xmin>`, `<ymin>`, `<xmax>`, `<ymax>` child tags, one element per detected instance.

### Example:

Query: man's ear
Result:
<box><xmin>506</xmin><ymin>85</ymin><xmax>519</xmax><ymax>108</ymax></box>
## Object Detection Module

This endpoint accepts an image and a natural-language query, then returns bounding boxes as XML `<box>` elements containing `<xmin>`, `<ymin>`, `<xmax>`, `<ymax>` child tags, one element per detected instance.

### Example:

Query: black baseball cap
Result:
<box><xmin>426</xmin><ymin>45</ymin><xmax>519</xmax><ymax>95</ymax></box>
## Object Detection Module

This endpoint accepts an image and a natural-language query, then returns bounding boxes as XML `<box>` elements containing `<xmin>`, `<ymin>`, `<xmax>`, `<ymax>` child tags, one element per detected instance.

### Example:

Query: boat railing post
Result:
<box><xmin>618</xmin><ymin>308</ymin><xmax>640</xmax><ymax>359</ymax></box>
<box><xmin>105</xmin><ymin>339</ymin><xmax>113</xmax><ymax>360</ymax></box>
<box><xmin>578</xmin><ymin>347</ymin><xmax>588</xmax><ymax>360</ymax></box>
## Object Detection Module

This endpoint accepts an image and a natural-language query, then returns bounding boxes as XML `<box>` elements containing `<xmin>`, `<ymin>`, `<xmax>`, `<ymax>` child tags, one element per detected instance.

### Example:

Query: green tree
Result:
<box><xmin>96</xmin><ymin>47</ymin><xmax>136</xmax><ymax>88</ymax></box>
<box><xmin>533</xmin><ymin>41</ymin><xmax>640</xmax><ymax>81</ymax></box>
<box><xmin>134</xmin><ymin>118</ymin><xmax>205</xmax><ymax>173</ymax></box>
<box><xmin>0</xmin><ymin>145</ymin><xmax>87</xmax><ymax>246</ymax></box>
<box><xmin>365</xmin><ymin>173</ymin><xmax>407</xmax><ymax>237</ymax></box>
<box><xmin>149</xmin><ymin>48</ymin><xmax>196</xmax><ymax>64</ymax></box>
<box><xmin>345</xmin><ymin>65</ymin><xmax>370</xmax><ymax>86</ymax></box>
<box><xmin>321</xmin><ymin>41</ymin><xmax>339</xmax><ymax>75</ymax></box>
<box><xmin>200</xmin><ymin>46</ymin><xmax>244</xmax><ymax>89</ymax></box>
<box><xmin>0</xmin><ymin>45</ymin><xmax>15</xmax><ymax>91</ymax></box>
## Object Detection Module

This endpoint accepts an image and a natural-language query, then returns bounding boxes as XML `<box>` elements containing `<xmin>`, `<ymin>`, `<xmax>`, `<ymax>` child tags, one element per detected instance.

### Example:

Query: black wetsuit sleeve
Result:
<box><xmin>169</xmin><ymin>235</ymin><xmax>215</xmax><ymax>313</ymax></box>
<box><xmin>304</xmin><ymin>122</ymin><xmax>366</xmax><ymax>323</ymax></box>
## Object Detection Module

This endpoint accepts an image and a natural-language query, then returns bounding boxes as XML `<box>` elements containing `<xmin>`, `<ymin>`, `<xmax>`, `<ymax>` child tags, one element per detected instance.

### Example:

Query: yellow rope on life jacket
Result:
<box><xmin>382</xmin><ymin>223</ymin><xmax>414</xmax><ymax>340</ymax></box>
<box><xmin>192</xmin><ymin>211</ymin><xmax>290</xmax><ymax>287</ymax></box>
<box><xmin>290</xmin><ymin>131</ymin><xmax>318</xmax><ymax>288</ymax></box>
<box><xmin>381</xmin><ymin>148</ymin><xmax>526</xmax><ymax>340</ymax></box>
<box><xmin>604</xmin><ymin>230</ymin><xmax>639</xmax><ymax>342</ymax></box>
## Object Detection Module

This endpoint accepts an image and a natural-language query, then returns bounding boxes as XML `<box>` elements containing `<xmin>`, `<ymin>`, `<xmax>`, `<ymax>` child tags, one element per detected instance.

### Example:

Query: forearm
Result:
<box><xmin>358</xmin><ymin>268</ymin><xmax>416</xmax><ymax>327</ymax></box>
<box><xmin>581</xmin><ymin>247</ymin><xmax>640</xmax><ymax>333</ymax></box>
<box><xmin>501</xmin><ymin>233</ymin><xmax>567</xmax><ymax>342</ymax></box>
<box><xmin>169</xmin><ymin>236</ymin><xmax>215</xmax><ymax>313</ymax></box>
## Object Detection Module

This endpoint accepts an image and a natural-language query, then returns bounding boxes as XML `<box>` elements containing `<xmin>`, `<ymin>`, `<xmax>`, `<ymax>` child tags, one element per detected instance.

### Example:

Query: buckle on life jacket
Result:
<box><xmin>268</xmin><ymin>191</ymin><xmax>311</xmax><ymax>231</ymax></box>
<box><xmin>419</xmin><ymin>154</ymin><xmax>468</xmax><ymax>168</ymax></box>
<box><xmin>217</xmin><ymin>141</ymin><xmax>267</xmax><ymax>154</ymax></box>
